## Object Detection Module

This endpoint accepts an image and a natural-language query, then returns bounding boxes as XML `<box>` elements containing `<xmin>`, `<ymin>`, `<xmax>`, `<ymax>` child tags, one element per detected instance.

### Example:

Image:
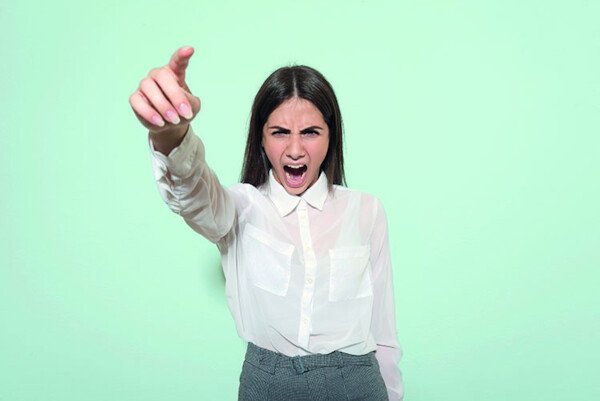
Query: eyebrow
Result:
<box><xmin>267</xmin><ymin>125</ymin><xmax>324</xmax><ymax>132</ymax></box>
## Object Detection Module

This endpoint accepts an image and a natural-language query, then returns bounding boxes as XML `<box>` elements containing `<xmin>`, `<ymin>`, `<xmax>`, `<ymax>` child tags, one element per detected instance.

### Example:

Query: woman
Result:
<box><xmin>130</xmin><ymin>46</ymin><xmax>403</xmax><ymax>401</ymax></box>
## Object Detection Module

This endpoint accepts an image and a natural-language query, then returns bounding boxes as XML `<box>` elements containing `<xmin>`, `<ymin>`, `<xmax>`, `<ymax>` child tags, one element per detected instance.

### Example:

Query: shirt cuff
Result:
<box><xmin>148</xmin><ymin>125</ymin><xmax>205</xmax><ymax>179</ymax></box>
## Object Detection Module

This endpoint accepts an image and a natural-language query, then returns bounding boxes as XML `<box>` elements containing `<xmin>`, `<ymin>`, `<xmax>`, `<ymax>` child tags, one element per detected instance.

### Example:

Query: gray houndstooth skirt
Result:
<box><xmin>238</xmin><ymin>342</ymin><xmax>389</xmax><ymax>401</ymax></box>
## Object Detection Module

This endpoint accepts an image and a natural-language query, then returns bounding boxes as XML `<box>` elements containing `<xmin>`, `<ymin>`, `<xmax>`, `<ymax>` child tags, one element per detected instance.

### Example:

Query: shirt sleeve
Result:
<box><xmin>148</xmin><ymin>125</ymin><xmax>235</xmax><ymax>243</ymax></box>
<box><xmin>370</xmin><ymin>199</ymin><xmax>404</xmax><ymax>401</ymax></box>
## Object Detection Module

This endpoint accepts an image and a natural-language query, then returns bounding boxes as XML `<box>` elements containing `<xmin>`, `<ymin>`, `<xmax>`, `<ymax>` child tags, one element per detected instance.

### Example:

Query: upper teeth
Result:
<box><xmin>286</xmin><ymin>165</ymin><xmax>304</xmax><ymax>169</ymax></box>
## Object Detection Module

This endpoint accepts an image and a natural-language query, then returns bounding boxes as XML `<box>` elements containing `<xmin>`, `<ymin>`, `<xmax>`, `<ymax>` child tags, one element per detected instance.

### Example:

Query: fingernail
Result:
<box><xmin>151</xmin><ymin>115</ymin><xmax>165</xmax><ymax>127</ymax></box>
<box><xmin>179</xmin><ymin>103</ymin><xmax>193</xmax><ymax>119</ymax></box>
<box><xmin>166</xmin><ymin>110</ymin><xmax>180</xmax><ymax>124</ymax></box>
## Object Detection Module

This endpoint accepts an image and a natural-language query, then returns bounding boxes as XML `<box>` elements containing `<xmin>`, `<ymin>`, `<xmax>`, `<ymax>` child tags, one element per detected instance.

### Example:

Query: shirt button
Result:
<box><xmin>303</xmin><ymin>318</ymin><xmax>309</xmax><ymax>325</ymax></box>
<box><xmin>306</xmin><ymin>278</ymin><xmax>313</xmax><ymax>284</ymax></box>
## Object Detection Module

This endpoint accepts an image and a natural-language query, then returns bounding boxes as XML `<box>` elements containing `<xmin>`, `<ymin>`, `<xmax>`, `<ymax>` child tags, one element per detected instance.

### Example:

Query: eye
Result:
<box><xmin>302</xmin><ymin>130</ymin><xmax>319</xmax><ymax>136</ymax></box>
<box><xmin>272</xmin><ymin>130</ymin><xmax>288</xmax><ymax>136</ymax></box>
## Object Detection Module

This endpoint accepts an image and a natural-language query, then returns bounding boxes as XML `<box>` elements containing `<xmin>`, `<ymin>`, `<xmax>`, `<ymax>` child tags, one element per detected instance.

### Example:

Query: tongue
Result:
<box><xmin>286</xmin><ymin>172</ymin><xmax>304</xmax><ymax>186</ymax></box>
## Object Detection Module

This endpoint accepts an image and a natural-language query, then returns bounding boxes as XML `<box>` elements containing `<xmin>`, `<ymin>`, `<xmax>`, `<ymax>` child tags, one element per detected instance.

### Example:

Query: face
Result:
<box><xmin>262</xmin><ymin>97</ymin><xmax>330</xmax><ymax>196</ymax></box>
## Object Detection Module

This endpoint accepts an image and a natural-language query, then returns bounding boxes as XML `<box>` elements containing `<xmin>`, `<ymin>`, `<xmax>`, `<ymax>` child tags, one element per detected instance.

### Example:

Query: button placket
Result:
<box><xmin>296</xmin><ymin>200</ymin><xmax>317</xmax><ymax>348</ymax></box>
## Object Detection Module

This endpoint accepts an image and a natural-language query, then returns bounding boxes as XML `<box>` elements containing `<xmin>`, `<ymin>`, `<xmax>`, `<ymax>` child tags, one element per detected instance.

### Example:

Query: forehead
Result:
<box><xmin>266</xmin><ymin>97</ymin><xmax>326</xmax><ymax>126</ymax></box>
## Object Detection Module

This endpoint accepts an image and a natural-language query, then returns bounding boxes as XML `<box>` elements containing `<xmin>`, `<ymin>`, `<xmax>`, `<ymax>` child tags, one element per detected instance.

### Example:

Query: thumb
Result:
<box><xmin>183</xmin><ymin>89</ymin><xmax>201</xmax><ymax>116</ymax></box>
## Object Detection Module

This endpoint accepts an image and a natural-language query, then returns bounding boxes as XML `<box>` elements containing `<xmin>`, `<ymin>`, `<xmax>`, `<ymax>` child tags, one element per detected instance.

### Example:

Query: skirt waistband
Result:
<box><xmin>244</xmin><ymin>342</ymin><xmax>377</xmax><ymax>375</ymax></box>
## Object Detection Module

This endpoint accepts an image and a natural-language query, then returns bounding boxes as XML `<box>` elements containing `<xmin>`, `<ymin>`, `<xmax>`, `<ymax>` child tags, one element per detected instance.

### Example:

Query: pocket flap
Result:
<box><xmin>244</xmin><ymin>223</ymin><xmax>294</xmax><ymax>256</ymax></box>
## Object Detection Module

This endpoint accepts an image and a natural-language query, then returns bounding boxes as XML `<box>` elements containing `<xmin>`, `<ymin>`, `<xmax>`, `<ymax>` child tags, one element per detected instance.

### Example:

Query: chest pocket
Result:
<box><xmin>329</xmin><ymin>245</ymin><xmax>373</xmax><ymax>302</ymax></box>
<box><xmin>241</xmin><ymin>223</ymin><xmax>294</xmax><ymax>296</ymax></box>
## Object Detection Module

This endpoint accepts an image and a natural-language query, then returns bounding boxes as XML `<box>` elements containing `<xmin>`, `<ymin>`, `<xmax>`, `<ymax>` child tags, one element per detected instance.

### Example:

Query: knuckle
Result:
<box><xmin>140</xmin><ymin>78</ymin><xmax>153</xmax><ymax>91</ymax></box>
<box><xmin>156</xmin><ymin>67</ymin><xmax>174</xmax><ymax>81</ymax></box>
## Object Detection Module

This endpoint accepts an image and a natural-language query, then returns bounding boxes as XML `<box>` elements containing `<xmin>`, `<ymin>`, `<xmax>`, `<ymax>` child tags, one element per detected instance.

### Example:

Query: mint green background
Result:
<box><xmin>2</xmin><ymin>0</ymin><xmax>598</xmax><ymax>400</ymax></box>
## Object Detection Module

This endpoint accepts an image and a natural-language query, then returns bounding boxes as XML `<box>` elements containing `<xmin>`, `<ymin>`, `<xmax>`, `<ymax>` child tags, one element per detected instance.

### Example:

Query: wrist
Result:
<box><xmin>149</xmin><ymin>124</ymin><xmax>189</xmax><ymax>156</ymax></box>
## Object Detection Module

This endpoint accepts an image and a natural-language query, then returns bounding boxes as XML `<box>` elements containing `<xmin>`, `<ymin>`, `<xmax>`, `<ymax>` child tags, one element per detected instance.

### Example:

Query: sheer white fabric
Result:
<box><xmin>149</xmin><ymin>127</ymin><xmax>403</xmax><ymax>400</ymax></box>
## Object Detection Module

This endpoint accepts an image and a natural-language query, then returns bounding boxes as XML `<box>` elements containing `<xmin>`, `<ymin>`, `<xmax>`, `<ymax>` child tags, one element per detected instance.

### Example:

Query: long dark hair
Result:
<box><xmin>240</xmin><ymin>65</ymin><xmax>345</xmax><ymax>189</ymax></box>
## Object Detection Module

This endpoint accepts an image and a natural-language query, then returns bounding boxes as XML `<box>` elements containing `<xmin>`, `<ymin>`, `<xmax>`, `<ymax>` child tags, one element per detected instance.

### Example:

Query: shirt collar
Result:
<box><xmin>266</xmin><ymin>170</ymin><xmax>329</xmax><ymax>216</ymax></box>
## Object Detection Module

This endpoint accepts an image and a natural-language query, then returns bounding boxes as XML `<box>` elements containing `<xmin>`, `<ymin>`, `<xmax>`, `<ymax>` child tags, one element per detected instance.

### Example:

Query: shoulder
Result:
<box><xmin>228</xmin><ymin>182</ymin><xmax>273</xmax><ymax>195</ymax></box>
<box><xmin>330</xmin><ymin>185</ymin><xmax>388</xmax><ymax>229</ymax></box>
<box><xmin>331</xmin><ymin>185</ymin><xmax>385</xmax><ymax>210</ymax></box>
<box><xmin>228</xmin><ymin>182</ymin><xmax>258</xmax><ymax>194</ymax></box>
<box><xmin>226</xmin><ymin>182</ymin><xmax>274</xmax><ymax>210</ymax></box>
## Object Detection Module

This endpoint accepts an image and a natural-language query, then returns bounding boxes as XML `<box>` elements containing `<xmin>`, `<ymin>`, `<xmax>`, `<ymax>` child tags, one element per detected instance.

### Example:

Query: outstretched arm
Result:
<box><xmin>131</xmin><ymin>47</ymin><xmax>235</xmax><ymax>243</ymax></box>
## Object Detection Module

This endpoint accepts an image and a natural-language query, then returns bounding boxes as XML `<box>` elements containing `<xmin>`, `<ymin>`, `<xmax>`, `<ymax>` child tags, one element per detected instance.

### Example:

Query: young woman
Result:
<box><xmin>130</xmin><ymin>46</ymin><xmax>403</xmax><ymax>401</ymax></box>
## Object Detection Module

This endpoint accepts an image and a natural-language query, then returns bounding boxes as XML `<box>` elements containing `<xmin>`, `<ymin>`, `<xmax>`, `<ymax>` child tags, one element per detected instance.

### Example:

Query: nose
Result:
<box><xmin>286</xmin><ymin>134</ymin><xmax>305</xmax><ymax>160</ymax></box>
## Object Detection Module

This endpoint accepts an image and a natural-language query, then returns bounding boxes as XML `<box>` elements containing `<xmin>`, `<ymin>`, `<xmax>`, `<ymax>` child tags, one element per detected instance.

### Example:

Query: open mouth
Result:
<box><xmin>283</xmin><ymin>164</ymin><xmax>308</xmax><ymax>186</ymax></box>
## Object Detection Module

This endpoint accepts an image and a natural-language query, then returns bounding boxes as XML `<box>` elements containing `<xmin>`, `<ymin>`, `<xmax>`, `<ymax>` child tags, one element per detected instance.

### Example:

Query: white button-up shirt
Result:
<box><xmin>150</xmin><ymin>127</ymin><xmax>403</xmax><ymax>400</ymax></box>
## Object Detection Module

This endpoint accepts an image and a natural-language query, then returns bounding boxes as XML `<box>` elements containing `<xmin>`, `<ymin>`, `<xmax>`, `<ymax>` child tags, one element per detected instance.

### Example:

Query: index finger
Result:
<box><xmin>168</xmin><ymin>46</ymin><xmax>195</xmax><ymax>83</ymax></box>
